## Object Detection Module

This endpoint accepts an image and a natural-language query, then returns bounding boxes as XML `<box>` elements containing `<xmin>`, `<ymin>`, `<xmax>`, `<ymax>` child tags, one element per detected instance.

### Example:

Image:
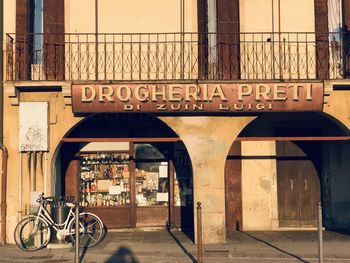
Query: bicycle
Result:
<box><xmin>14</xmin><ymin>194</ymin><xmax>105</xmax><ymax>251</ymax></box>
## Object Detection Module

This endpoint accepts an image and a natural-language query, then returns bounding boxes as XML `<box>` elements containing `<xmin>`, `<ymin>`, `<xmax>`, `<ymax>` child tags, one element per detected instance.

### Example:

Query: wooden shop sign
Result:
<box><xmin>71</xmin><ymin>83</ymin><xmax>324</xmax><ymax>113</ymax></box>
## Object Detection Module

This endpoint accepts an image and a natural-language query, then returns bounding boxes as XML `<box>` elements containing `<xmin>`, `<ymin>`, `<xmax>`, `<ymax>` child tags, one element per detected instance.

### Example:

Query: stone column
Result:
<box><xmin>160</xmin><ymin>116</ymin><xmax>255</xmax><ymax>243</ymax></box>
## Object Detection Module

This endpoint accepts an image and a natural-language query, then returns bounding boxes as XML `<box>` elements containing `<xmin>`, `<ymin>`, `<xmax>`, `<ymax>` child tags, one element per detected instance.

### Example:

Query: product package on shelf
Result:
<box><xmin>80</xmin><ymin>152</ymin><xmax>130</xmax><ymax>207</ymax></box>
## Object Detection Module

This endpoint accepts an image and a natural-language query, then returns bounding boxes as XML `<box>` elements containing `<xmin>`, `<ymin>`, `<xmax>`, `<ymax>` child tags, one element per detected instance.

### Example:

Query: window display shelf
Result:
<box><xmin>80</xmin><ymin>152</ymin><xmax>131</xmax><ymax>207</ymax></box>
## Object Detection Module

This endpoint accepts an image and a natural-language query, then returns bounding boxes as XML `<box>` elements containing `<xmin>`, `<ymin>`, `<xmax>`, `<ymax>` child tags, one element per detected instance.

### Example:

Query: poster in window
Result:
<box><xmin>159</xmin><ymin>165</ymin><xmax>168</xmax><ymax>178</ymax></box>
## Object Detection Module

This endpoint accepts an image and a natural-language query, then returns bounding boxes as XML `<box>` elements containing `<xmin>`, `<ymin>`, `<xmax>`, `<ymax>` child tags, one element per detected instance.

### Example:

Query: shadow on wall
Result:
<box><xmin>105</xmin><ymin>246</ymin><xmax>139</xmax><ymax>263</ymax></box>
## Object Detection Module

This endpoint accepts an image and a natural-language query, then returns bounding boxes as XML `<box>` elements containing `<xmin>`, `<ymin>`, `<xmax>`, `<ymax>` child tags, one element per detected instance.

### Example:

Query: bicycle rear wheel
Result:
<box><xmin>14</xmin><ymin>216</ymin><xmax>51</xmax><ymax>251</ymax></box>
<box><xmin>69</xmin><ymin>212</ymin><xmax>104</xmax><ymax>248</ymax></box>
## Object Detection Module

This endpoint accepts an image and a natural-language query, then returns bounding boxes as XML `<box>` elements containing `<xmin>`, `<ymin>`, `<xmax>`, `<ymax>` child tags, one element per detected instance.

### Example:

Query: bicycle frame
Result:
<box><xmin>33</xmin><ymin>203</ymin><xmax>76</xmax><ymax>236</ymax></box>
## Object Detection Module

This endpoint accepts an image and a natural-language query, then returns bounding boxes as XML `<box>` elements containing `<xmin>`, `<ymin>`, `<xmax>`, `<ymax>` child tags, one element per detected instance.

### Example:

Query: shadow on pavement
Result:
<box><xmin>330</xmin><ymin>228</ymin><xmax>350</xmax><ymax>236</ymax></box>
<box><xmin>240</xmin><ymin>231</ymin><xmax>309</xmax><ymax>263</ymax></box>
<box><xmin>80</xmin><ymin>225</ymin><xmax>109</xmax><ymax>262</ymax></box>
<box><xmin>167</xmin><ymin>227</ymin><xmax>197</xmax><ymax>263</ymax></box>
<box><xmin>104</xmin><ymin>246</ymin><xmax>139</xmax><ymax>263</ymax></box>
<box><xmin>80</xmin><ymin>245</ymin><xmax>88</xmax><ymax>262</ymax></box>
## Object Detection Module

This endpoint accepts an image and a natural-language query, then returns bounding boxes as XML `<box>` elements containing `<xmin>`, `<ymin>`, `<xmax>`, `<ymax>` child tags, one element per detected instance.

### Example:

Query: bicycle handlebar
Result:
<box><xmin>36</xmin><ymin>193</ymin><xmax>53</xmax><ymax>204</ymax></box>
<box><xmin>36</xmin><ymin>193</ymin><xmax>78</xmax><ymax>206</ymax></box>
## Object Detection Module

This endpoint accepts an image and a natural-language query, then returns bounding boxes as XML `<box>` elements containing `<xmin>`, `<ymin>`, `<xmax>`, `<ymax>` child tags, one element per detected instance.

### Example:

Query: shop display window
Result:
<box><xmin>134</xmin><ymin>144</ymin><xmax>169</xmax><ymax>206</ymax></box>
<box><xmin>79</xmin><ymin>152</ymin><xmax>130</xmax><ymax>207</ymax></box>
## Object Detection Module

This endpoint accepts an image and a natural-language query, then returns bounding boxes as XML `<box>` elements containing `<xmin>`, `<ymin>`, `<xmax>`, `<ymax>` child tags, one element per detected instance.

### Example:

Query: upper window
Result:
<box><xmin>32</xmin><ymin>0</ymin><xmax>43</xmax><ymax>64</ymax></box>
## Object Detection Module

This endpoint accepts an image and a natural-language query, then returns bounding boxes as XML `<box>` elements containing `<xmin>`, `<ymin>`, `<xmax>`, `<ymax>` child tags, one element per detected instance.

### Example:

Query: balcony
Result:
<box><xmin>5</xmin><ymin>32</ymin><xmax>350</xmax><ymax>82</ymax></box>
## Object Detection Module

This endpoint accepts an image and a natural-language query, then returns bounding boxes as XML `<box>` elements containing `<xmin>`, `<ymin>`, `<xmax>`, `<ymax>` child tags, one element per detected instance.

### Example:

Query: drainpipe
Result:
<box><xmin>0</xmin><ymin>0</ymin><xmax>9</xmax><ymax>245</ymax></box>
<box><xmin>0</xmin><ymin>148</ymin><xmax>8</xmax><ymax>245</ymax></box>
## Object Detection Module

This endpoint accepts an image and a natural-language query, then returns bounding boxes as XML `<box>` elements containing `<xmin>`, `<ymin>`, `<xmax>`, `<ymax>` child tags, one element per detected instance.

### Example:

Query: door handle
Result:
<box><xmin>304</xmin><ymin>180</ymin><xmax>308</xmax><ymax>190</ymax></box>
<box><xmin>290</xmin><ymin>179</ymin><xmax>293</xmax><ymax>190</ymax></box>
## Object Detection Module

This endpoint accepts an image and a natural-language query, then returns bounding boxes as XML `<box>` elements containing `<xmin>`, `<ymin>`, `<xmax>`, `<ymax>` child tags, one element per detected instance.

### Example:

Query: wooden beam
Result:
<box><xmin>61</xmin><ymin>136</ymin><xmax>350</xmax><ymax>143</ymax></box>
<box><xmin>61</xmin><ymin>137</ymin><xmax>181</xmax><ymax>143</ymax></box>
<box><xmin>236</xmin><ymin>136</ymin><xmax>350</xmax><ymax>141</ymax></box>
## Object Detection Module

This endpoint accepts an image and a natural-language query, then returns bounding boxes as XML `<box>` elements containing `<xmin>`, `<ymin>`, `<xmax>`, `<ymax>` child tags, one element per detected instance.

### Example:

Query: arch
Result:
<box><xmin>225</xmin><ymin>111</ymin><xmax>350</xmax><ymax>231</ymax></box>
<box><xmin>318</xmin><ymin>112</ymin><xmax>350</xmax><ymax>135</ymax></box>
<box><xmin>50</xmin><ymin>113</ymin><xmax>195</xmax><ymax>239</ymax></box>
<box><xmin>50</xmin><ymin>113</ymin><xmax>181</xmax><ymax>194</ymax></box>
<box><xmin>238</xmin><ymin>112</ymin><xmax>348</xmax><ymax>137</ymax></box>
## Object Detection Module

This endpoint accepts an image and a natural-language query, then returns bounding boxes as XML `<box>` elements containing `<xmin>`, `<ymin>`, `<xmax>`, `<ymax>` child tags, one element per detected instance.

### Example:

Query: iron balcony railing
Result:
<box><xmin>5</xmin><ymin>32</ymin><xmax>350</xmax><ymax>81</ymax></box>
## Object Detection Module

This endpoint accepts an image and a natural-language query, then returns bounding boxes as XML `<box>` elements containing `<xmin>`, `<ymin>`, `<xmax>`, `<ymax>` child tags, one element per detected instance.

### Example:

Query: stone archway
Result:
<box><xmin>225</xmin><ymin>112</ymin><xmax>350</xmax><ymax>231</ymax></box>
<box><xmin>51</xmin><ymin>113</ymin><xmax>196</xmax><ymax>239</ymax></box>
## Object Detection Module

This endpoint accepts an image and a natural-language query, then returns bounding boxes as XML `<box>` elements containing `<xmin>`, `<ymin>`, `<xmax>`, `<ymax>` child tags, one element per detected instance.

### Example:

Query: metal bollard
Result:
<box><xmin>317</xmin><ymin>202</ymin><xmax>323</xmax><ymax>263</ymax></box>
<box><xmin>75</xmin><ymin>204</ymin><xmax>80</xmax><ymax>263</ymax></box>
<box><xmin>197</xmin><ymin>202</ymin><xmax>203</xmax><ymax>263</ymax></box>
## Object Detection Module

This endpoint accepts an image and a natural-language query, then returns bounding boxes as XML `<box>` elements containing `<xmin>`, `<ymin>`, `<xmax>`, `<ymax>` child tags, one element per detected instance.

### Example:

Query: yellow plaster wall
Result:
<box><xmin>3</xmin><ymin>0</ymin><xmax>16</xmax><ymax>34</ymax></box>
<box><xmin>240</xmin><ymin>0</ymin><xmax>314</xmax><ymax>32</ymax></box>
<box><xmin>3</xmin><ymin>0</ymin><xmax>16</xmax><ymax>81</ymax></box>
<box><xmin>241</xmin><ymin>141</ymin><xmax>278</xmax><ymax>230</ymax></box>
<box><xmin>279</xmin><ymin>0</ymin><xmax>315</xmax><ymax>32</ymax></box>
<box><xmin>240</xmin><ymin>0</ymin><xmax>273</xmax><ymax>32</ymax></box>
<box><xmin>65</xmin><ymin>0</ymin><xmax>197</xmax><ymax>33</ymax></box>
<box><xmin>0</xmin><ymin>0</ymin><xmax>13</xmax><ymax>231</ymax></box>
<box><xmin>3</xmin><ymin>90</ymin><xmax>19</xmax><ymax>244</ymax></box>
<box><xmin>3</xmin><ymin>89</ymin><xmax>82</xmax><ymax>243</ymax></box>
<box><xmin>324</xmin><ymin>91</ymin><xmax>350</xmax><ymax>131</ymax></box>
<box><xmin>65</xmin><ymin>0</ymin><xmax>96</xmax><ymax>33</ymax></box>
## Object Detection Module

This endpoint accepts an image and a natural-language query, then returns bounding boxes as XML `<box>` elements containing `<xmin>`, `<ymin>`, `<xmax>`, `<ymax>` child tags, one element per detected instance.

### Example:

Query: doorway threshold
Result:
<box><xmin>107</xmin><ymin>226</ymin><xmax>168</xmax><ymax>233</ymax></box>
<box><xmin>276</xmin><ymin>227</ymin><xmax>324</xmax><ymax>231</ymax></box>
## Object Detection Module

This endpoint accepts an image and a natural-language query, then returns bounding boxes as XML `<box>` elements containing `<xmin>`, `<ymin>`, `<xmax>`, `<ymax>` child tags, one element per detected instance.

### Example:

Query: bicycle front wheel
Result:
<box><xmin>69</xmin><ymin>212</ymin><xmax>104</xmax><ymax>248</ymax></box>
<box><xmin>14</xmin><ymin>216</ymin><xmax>51</xmax><ymax>251</ymax></box>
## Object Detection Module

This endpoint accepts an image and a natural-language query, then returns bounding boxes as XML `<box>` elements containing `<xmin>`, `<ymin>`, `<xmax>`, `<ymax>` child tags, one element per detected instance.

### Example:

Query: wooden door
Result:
<box><xmin>299</xmin><ymin>161</ymin><xmax>320</xmax><ymax>226</ymax></box>
<box><xmin>64</xmin><ymin>159</ymin><xmax>80</xmax><ymax>201</ymax></box>
<box><xmin>277</xmin><ymin>141</ymin><xmax>320</xmax><ymax>227</ymax></box>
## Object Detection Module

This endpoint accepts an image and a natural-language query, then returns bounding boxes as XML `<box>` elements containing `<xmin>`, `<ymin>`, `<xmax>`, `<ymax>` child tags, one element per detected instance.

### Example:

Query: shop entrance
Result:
<box><xmin>276</xmin><ymin>141</ymin><xmax>320</xmax><ymax>227</ymax></box>
<box><xmin>56</xmin><ymin>114</ymin><xmax>194</xmax><ymax>240</ymax></box>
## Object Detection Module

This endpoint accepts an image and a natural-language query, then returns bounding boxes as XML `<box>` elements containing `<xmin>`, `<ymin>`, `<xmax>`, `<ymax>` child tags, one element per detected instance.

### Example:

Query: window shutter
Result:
<box><xmin>16</xmin><ymin>0</ymin><xmax>31</xmax><ymax>80</ymax></box>
<box><xmin>343</xmin><ymin>0</ymin><xmax>350</xmax><ymax>77</ymax></box>
<box><xmin>43</xmin><ymin>0</ymin><xmax>64</xmax><ymax>80</ymax></box>
<box><xmin>217</xmin><ymin>0</ymin><xmax>240</xmax><ymax>80</ymax></box>
<box><xmin>345</xmin><ymin>0</ymin><xmax>350</xmax><ymax>29</ymax></box>
<box><xmin>197</xmin><ymin>0</ymin><xmax>208</xmax><ymax>79</ymax></box>
<box><xmin>315</xmin><ymin>0</ymin><xmax>329</xmax><ymax>79</ymax></box>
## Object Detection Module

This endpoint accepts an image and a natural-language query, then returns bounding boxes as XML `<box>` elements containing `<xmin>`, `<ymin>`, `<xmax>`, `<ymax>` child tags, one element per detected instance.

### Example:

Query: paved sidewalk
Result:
<box><xmin>1</xmin><ymin>229</ymin><xmax>350</xmax><ymax>262</ymax></box>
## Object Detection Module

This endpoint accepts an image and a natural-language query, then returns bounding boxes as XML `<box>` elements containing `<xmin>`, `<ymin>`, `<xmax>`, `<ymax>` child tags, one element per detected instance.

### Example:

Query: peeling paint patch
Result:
<box><xmin>259</xmin><ymin>177</ymin><xmax>271</xmax><ymax>192</ymax></box>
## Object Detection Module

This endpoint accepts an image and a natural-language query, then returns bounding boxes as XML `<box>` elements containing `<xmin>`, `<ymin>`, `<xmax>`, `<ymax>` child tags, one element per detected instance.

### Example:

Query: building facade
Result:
<box><xmin>1</xmin><ymin>0</ymin><xmax>350</xmax><ymax>244</ymax></box>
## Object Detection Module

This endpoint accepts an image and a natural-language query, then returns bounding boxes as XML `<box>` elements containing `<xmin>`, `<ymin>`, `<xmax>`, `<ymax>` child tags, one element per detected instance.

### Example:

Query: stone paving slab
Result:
<box><xmin>1</xmin><ymin>230</ymin><xmax>350</xmax><ymax>262</ymax></box>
